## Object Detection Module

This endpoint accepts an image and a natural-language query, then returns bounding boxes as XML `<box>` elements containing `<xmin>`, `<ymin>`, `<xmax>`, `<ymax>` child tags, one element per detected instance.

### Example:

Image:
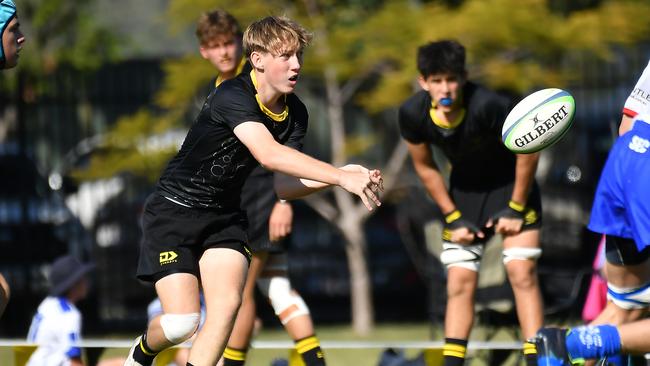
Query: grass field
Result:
<box><xmin>1</xmin><ymin>322</ymin><xmax>533</xmax><ymax>366</ymax></box>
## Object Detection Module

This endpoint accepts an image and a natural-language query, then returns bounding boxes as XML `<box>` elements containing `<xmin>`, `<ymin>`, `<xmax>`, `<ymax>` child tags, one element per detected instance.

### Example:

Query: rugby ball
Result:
<box><xmin>502</xmin><ymin>88</ymin><xmax>575</xmax><ymax>153</ymax></box>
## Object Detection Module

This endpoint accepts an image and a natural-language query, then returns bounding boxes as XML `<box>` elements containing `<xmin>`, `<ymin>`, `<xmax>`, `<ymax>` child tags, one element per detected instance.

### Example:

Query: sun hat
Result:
<box><xmin>0</xmin><ymin>0</ymin><xmax>17</xmax><ymax>64</ymax></box>
<box><xmin>49</xmin><ymin>255</ymin><xmax>95</xmax><ymax>296</ymax></box>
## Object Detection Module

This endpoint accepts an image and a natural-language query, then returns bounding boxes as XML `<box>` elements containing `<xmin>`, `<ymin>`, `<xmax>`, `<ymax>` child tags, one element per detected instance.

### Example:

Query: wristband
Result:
<box><xmin>508</xmin><ymin>200</ymin><xmax>525</xmax><ymax>213</ymax></box>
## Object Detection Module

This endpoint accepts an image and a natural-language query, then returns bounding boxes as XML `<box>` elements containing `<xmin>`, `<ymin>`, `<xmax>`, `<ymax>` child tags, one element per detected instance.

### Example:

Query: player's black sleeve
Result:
<box><xmin>211</xmin><ymin>84</ymin><xmax>264</xmax><ymax>131</ymax></box>
<box><xmin>398</xmin><ymin>104</ymin><xmax>427</xmax><ymax>144</ymax></box>
<box><xmin>483</xmin><ymin>92</ymin><xmax>514</xmax><ymax>138</ymax></box>
<box><xmin>285</xmin><ymin>98</ymin><xmax>309</xmax><ymax>152</ymax></box>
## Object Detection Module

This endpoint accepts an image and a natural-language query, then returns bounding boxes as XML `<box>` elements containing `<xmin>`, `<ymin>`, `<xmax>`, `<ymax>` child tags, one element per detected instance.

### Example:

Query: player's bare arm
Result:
<box><xmin>234</xmin><ymin>122</ymin><xmax>383</xmax><ymax>210</ymax></box>
<box><xmin>619</xmin><ymin>114</ymin><xmax>634</xmax><ymax>136</ymax></box>
<box><xmin>268</xmin><ymin>199</ymin><xmax>293</xmax><ymax>242</ymax></box>
<box><xmin>406</xmin><ymin>141</ymin><xmax>481</xmax><ymax>243</ymax></box>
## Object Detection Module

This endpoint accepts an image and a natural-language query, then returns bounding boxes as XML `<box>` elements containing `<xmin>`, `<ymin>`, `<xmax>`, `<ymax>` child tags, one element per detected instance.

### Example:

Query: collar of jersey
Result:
<box><xmin>429</xmin><ymin>101</ymin><xmax>465</xmax><ymax>129</ymax></box>
<box><xmin>215</xmin><ymin>57</ymin><xmax>248</xmax><ymax>88</ymax></box>
<box><xmin>250</xmin><ymin>70</ymin><xmax>289</xmax><ymax>122</ymax></box>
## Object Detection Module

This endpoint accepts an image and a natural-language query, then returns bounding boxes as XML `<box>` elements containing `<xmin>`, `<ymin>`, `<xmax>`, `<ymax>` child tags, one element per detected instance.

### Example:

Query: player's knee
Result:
<box><xmin>159</xmin><ymin>313</ymin><xmax>200</xmax><ymax>344</ymax></box>
<box><xmin>446</xmin><ymin>271</ymin><xmax>477</xmax><ymax>299</ymax></box>
<box><xmin>258</xmin><ymin>277</ymin><xmax>310</xmax><ymax>324</ymax></box>
<box><xmin>440</xmin><ymin>243</ymin><xmax>483</xmax><ymax>272</ymax></box>
<box><xmin>506</xmin><ymin>265</ymin><xmax>537</xmax><ymax>291</ymax></box>
<box><xmin>607</xmin><ymin>282</ymin><xmax>650</xmax><ymax>310</ymax></box>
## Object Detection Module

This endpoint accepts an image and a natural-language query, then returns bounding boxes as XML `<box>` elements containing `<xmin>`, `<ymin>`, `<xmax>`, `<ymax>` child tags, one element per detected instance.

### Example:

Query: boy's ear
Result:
<box><xmin>198</xmin><ymin>46</ymin><xmax>209</xmax><ymax>60</ymax></box>
<box><xmin>250</xmin><ymin>51</ymin><xmax>264</xmax><ymax>71</ymax></box>
<box><xmin>417</xmin><ymin>75</ymin><xmax>429</xmax><ymax>91</ymax></box>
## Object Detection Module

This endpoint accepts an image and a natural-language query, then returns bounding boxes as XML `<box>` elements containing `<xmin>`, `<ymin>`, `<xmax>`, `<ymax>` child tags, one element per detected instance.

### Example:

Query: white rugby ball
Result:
<box><xmin>502</xmin><ymin>88</ymin><xmax>575</xmax><ymax>153</ymax></box>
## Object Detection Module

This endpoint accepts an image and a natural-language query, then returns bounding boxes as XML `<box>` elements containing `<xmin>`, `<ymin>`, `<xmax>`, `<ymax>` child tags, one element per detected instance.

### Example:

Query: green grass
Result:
<box><xmin>1</xmin><ymin>322</ymin><xmax>549</xmax><ymax>366</ymax></box>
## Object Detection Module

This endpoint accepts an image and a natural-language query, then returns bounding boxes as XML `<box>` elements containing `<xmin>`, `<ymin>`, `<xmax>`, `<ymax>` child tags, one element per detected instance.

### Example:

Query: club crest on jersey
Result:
<box><xmin>629</xmin><ymin>135</ymin><xmax>649</xmax><ymax>153</ymax></box>
<box><xmin>159</xmin><ymin>251</ymin><xmax>178</xmax><ymax>265</ymax></box>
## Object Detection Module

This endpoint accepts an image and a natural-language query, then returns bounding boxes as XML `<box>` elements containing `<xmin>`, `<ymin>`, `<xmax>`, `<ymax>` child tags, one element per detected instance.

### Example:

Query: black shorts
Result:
<box><xmin>605</xmin><ymin>235</ymin><xmax>650</xmax><ymax>266</ymax></box>
<box><xmin>451</xmin><ymin>181</ymin><xmax>542</xmax><ymax>244</ymax></box>
<box><xmin>137</xmin><ymin>193</ymin><xmax>252</xmax><ymax>283</ymax></box>
<box><xmin>240</xmin><ymin>171</ymin><xmax>287</xmax><ymax>254</ymax></box>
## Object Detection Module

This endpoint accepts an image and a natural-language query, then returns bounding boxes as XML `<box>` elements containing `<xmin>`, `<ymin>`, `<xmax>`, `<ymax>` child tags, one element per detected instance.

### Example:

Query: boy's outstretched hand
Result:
<box><xmin>339</xmin><ymin>165</ymin><xmax>384</xmax><ymax>211</ymax></box>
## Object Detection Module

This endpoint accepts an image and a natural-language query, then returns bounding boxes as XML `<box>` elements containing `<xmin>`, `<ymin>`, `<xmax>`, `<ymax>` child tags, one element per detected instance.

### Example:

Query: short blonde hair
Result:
<box><xmin>195</xmin><ymin>9</ymin><xmax>241</xmax><ymax>47</ymax></box>
<box><xmin>243</xmin><ymin>16</ymin><xmax>312</xmax><ymax>58</ymax></box>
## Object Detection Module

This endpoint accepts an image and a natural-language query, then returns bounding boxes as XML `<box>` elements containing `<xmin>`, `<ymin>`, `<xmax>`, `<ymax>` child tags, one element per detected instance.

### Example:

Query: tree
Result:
<box><xmin>80</xmin><ymin>0</ymin><xmax>650</xmax><ymax>335</ymax></box>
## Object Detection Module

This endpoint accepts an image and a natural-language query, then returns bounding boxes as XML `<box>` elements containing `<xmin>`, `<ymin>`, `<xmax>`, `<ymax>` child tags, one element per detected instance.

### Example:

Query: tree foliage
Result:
<box><xmin>10</xmin><ymin>0</ymin><xmax>119</xmax><ymax>76</ymax></box>
<box><xmin>80</xmin><ymin>0</ymin><xmax>650</xmax><ymax>179</ymax></box>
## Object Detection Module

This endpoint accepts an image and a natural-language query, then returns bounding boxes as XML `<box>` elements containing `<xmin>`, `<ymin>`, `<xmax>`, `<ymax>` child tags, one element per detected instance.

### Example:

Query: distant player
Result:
<box><xmin>398</xmin><ymin>40</ymin><xmax>544</xmax><ymax>366</ymax></box>
<box><xmin>27</xmin><ymin>255</ymin><xmax>94</xmax><ymax>366</ymax></box>
<box><xmin>124</xmin><ymin>16</ymin><xmax>382</xmax><ymax>366</ymax></box>
<box><xmin>536</xmin><ymin>61</ymin><xmax>650</xmax><ymax>366</ymax></box>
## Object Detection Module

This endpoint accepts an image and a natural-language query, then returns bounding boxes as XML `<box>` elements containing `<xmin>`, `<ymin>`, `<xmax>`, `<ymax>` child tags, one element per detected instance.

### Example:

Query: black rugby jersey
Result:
<box><xmin>398</xmin><ymin>81</ymin><xmax>516</xmax><ymax>189</ymax></box>
<box><xmin>157</xmin><ymin>72</ymin><xmax>308</xmax><ymax>209</ymax></box>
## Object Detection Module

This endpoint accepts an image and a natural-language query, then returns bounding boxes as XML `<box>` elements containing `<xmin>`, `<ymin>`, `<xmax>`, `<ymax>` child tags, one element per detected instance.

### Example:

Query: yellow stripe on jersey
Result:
<box><xmin>250</xmin><ymin>70</ymin><xmax>289</xmax><ymax>122</ymax></box>
<box><xmin>215</xmin><ymin>57</ymin><xmax>248</xmax><ymax>88</ymax></box>
<box><xmin>429</xmin><ymin>102</ymin><xmax>466</xmax><ymax>129</ymax></box>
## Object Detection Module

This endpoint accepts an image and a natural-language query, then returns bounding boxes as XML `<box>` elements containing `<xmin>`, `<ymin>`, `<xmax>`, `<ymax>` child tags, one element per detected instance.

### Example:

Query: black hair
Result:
<box><xmin>417</xmin><ymin>40</ymin><xmax>466</xmax><ymax>78</ymax></box>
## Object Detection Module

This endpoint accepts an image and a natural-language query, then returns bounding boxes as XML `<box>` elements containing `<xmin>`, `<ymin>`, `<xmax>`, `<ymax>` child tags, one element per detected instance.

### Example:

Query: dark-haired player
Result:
<box><xmin>124</xmin><ymin>16</ymin><xmax>382</xmax><ymax>366</ymax></box>
<box><xmin>398</xmin><ymin>40</ymin><xmax>543</xmax><ymax>366</ymax></box>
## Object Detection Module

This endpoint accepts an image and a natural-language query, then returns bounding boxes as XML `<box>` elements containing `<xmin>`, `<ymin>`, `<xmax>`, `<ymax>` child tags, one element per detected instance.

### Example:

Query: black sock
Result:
<box><xmin>223</xmin><ymin>346</ymin><xmax>247</xmax><ymax>366</ymax></box>
<box><xmin>295</xmin><ymin>335</ymin><xmax>325</xmax><ymax>366</ymax></box>
<box><xmin>523</xmin><ymin>341</ymin><xmax>537</xmax><ymax>366</ymax></box>
<box><xmin>132</xmin><ymin>332</ymin><xmax>158</xmax><ymax>366</ymax></box>
<box><xmin>443</xmin><ymin>337</ymin><xmax>467</xmax><ymax>366</ymax></box>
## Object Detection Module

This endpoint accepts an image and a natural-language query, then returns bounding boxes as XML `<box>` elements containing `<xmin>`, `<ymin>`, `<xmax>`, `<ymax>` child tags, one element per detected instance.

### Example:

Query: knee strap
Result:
<box><xmin>502</xmin><ymin>247</ymin><xmax>542</xmax><ymax>264</ymax></box>
<box><xmin>440</xmin><ymin>242</ymin><xmax>483</xmax><ymax>272</ymax></box>
<box><xmin>607</xmin><ymin>282</ymin><xmax>650</xmax><ymax>310</ymax></box>
<box><xmin>160</xmin><ymin>313</ymin><xmax>200</xmax><ymax>344</ymax></box>
<box><xmin>257</xmin><ymin>276</ymin><xmax>310</xmax><ymax>324</ymax></box>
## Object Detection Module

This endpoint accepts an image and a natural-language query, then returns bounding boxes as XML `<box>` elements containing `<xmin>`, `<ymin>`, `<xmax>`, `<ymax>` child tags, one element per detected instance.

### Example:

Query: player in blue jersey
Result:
<box><xmin>26</xmin><ymin>255</ymin><xmax>94</xmax><ymax>366</ymax></box>
<box><xmin>536</xmin><ymin>61</ymin><xmax>650</xmax><ymax>366</ymax></box>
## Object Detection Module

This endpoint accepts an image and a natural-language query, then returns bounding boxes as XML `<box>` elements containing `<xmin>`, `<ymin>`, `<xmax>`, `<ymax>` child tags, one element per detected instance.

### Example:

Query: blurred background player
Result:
<box><xmin>26</xmin><ymin>255</ymin><xmax>95</xmax><ymax>366</ymax></box>
<box><xmin>536</xmin><ymin>61</ymin><xmax>650</xmax><ymax>366</ymax></box>
<box><xmin>398</xmin><ymin>40</ymin><xmax>544</xmax><ymax>366</ymax></box>
<box><xmin>123</xmin><ymin>15</ymin><xmax>382</xmax><ymax>366</ymax></box>
<box><xmin>223</xmin><ymin>165</ymin><xmax>326</xmax><ymax>366</ymax></box>
<box><xmin>195</xmin><ymin>9</ymin><xmax>248</xmax><ymax>88</ymax></box>
<box><xmin>0</xmin><ymin>0</ymin><xmax>25</xmax><ymax>318</ymax></box>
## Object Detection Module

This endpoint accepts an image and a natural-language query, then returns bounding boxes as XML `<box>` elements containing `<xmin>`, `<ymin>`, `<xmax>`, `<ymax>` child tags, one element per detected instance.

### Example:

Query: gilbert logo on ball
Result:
<box><xmin>502</xmin><ymin>88</ymin><xmax>576</xmax><ymax>154</ymax></box>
